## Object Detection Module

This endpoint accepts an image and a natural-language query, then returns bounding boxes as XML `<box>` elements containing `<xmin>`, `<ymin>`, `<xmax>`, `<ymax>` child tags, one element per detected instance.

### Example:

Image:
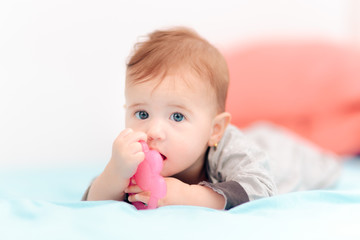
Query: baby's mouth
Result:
<box><xmin>160</xmin><ymin>153</ymin><xmax>167</xmax><ymax>161</ymax></box>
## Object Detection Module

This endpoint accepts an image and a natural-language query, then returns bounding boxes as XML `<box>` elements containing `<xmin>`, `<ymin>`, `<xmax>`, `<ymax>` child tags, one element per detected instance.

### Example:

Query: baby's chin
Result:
<box><xmin>160</xmin><ymin>169</ymin><xmax>169</xmax><ymax>177</ymax></box>
<box><xmin>160</xmin><ymin>164</ymin><xmax>174</xmax><ymax>178</ymax></box>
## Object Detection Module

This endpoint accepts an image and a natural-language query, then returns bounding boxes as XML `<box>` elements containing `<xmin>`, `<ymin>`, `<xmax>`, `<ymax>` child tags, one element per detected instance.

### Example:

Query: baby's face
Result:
<box><xmin>125</xmin><ymin>73</ymin><xmax>217</xmax><ymax>178</ymax></box>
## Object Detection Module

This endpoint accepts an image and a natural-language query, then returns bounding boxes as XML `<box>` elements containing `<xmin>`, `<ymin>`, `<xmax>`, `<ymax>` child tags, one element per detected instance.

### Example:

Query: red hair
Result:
<box><xmin>126</xmin><ymin>27</ymin><xmax>229</xmax><ymax>112</ymax></box>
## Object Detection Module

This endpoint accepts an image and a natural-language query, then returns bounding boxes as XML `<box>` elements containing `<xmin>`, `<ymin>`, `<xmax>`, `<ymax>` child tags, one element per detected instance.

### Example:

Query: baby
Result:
<box><xmin>83</xmin><ymin>27</ymin><xmax>340</xmax><ymax>210</ymax></box>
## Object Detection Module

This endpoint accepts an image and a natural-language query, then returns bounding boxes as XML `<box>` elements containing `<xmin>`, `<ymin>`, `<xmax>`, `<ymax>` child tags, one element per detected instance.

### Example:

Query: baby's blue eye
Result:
<box><xmin>135</xmin><ymin>111</ymin><xmax>149</xmax><ymax>120</ymax></box>
<box><xmin>170</xmin><ymin>112</ymin><xmax>184</xmax><ymax>122</ymax></box>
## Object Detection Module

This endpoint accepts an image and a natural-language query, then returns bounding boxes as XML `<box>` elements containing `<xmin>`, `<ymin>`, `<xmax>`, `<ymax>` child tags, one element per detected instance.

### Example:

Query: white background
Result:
<box><xmin>0</xmin><ymin>0</ymin><xmax>359</xmax><ymax>167</ymax></box>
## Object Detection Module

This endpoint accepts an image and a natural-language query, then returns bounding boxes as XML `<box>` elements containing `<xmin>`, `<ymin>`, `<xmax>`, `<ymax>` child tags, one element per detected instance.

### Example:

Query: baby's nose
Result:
<box><xmin>146</xmin><ymin>121</ymin><xmax>165</xmax><ymax>142</ymax></box>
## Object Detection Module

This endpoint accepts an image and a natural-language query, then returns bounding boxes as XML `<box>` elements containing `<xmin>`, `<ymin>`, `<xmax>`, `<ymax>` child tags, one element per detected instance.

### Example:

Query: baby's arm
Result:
<box><xmin>85</xmin><ymin>128</ymin><xmax>147</xmax><ymax>201</ymax></box>
<box><xmin>185</xmin><ymin>183</ymin><xmax>226</xmax><ymax>209</ymax></box>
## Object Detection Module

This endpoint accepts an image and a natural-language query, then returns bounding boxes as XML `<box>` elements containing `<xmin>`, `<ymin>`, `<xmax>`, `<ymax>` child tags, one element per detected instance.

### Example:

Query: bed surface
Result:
<box><xmin>1</xmin><ymin>157</ymin><xmax>359</xmax><ymax>240</ymax></box>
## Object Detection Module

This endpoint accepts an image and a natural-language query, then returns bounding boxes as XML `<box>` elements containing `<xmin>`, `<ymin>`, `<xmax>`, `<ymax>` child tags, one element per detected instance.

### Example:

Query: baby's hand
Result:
<box><xmin>111</xmin><ymin>128</ymin><xmax>147</xmax><ymax>179</ymax></box>
<box><xmin>126</xmin><ymin>177</ymin><xmax>190</xmax><ymax>207</ymax></box>
<box><xmin>157</xmin><ymin>177</ymin><xmax>191</xmax><ymax>206</ymax></box>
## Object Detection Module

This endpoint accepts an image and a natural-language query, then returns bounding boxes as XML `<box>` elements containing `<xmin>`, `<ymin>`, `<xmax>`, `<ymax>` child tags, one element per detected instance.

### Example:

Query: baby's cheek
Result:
<box><xmin>161</xmin><ymin>160</ymin><xmax>184</xmax><ymax>177</ymax></box>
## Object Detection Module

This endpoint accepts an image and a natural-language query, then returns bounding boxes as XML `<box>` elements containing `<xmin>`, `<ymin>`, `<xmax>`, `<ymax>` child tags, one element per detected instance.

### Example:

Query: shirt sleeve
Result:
<box><xmin>203</xmin><ymin>124</ymin><xmax>277</xmax><ymax>209</ymax></box>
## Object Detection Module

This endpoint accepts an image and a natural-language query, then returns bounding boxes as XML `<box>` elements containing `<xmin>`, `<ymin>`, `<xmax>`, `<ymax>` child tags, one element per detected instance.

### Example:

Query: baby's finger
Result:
<box><xmin>118</xmin><ymin>128</ymin><xmax>133</xmax><ymax>138</ymax></box>
<box><xmin>124</xmin><ymin>185</ymin><xmax>142</xmax><ymax>194</ymax></box>
<box><xmin>128</xmin><ymin>141</ymin><xmax>143</xmax><ymax>155</ymax></box>
<box><xmin>113</xmin><ymin>128</ymin><xmax>133</xmax><ymax>148</ymax></box>
<box><xmin>127</xmin><ymin>131</ymin><xmax>147</xmax><ymax>145</ymax></box>
<box><xmin>128</xmin><ymin>192</ymin><xmax>150</xmax><ymax>204</ymax></box>
<box><xmin>133</xmin><ymin>151</ymin><xmax>145</xmax><ymax>163</ymax></box>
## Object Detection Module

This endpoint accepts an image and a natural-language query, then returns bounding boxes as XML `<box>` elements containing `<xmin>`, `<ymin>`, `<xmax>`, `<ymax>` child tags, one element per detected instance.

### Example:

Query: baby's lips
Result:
<box><xmin>160</xmin><ymin>153</ymin><xmax>167</xmax><ymax>160</ymax></box>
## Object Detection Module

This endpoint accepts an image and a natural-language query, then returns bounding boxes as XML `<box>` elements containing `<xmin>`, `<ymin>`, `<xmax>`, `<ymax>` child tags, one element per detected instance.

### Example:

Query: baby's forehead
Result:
<box><xmin>128</xmin><ymin>70</ymin><xmax>214</xmax><ymax>93</ymax></box>
<box><xmin>126</xmin><ymin>72</ymin><xmax>217</xmax><ymax>108</ymax></box>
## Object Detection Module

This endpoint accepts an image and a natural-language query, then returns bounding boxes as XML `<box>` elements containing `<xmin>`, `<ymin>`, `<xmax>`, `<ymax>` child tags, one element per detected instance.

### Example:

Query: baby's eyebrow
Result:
<box><xmin>127</xmin><ymin>103</ymin><xmax>146</xmax><ymax>109</ymax></box>
<box><xmin>168</xmin><ymin>104</ymin><xmax>193</xmax><ymax>114</ymax></box>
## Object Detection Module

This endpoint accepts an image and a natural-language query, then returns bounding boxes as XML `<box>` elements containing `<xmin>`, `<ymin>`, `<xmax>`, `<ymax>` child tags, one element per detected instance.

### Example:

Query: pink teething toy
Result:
<box><xmin>129</xmin><ymin>141</ymin><xmax>167</xmax><ymax>210</ymax></box>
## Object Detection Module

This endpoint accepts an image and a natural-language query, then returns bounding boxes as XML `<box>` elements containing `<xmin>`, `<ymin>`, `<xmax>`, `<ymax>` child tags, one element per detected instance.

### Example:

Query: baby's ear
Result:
<box><xmin>208</xmin><ymin>112</ymin><xmax>231</xmax><ymax>147</ymax></box>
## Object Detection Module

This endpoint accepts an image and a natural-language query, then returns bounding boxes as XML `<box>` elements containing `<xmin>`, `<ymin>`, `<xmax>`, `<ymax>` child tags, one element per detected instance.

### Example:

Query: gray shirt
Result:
<box><xmin>201</xmin><ymin>123</ymin><xmax>340</xmax><ymax>210</ymax></box>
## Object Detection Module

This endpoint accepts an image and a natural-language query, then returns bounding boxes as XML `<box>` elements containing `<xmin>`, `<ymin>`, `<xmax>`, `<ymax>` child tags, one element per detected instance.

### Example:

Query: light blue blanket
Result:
<box><xmin>1</xmin><ymin>158</ymin><xmax>360</xmax><ymax>240</ymax></box>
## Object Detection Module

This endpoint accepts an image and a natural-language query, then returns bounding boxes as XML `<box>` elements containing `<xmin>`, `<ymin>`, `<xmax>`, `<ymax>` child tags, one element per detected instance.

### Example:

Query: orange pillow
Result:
<box><xmin>225</xmin><ymin>41</ymin><xmax>360</xmax><ymax>155</ymax></box>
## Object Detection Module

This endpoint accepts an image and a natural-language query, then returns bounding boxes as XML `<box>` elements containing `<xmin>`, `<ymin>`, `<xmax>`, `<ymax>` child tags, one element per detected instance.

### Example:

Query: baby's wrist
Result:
<box><xmin>188</xmin><ymin>184</ymin><xmax>225</xmax><ymax>209</ymax></box>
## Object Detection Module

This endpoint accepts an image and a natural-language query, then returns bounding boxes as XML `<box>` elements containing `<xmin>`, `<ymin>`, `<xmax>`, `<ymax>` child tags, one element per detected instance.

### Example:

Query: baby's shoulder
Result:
<box><xmin>216</xmin><ymin>124</ymin><xmax>266</xmax><ymax>160</ymax></box>
<box><xmin>221</xmin><ymin>124</ymin><xmax>248</xmax><ymax>146</ymax></box>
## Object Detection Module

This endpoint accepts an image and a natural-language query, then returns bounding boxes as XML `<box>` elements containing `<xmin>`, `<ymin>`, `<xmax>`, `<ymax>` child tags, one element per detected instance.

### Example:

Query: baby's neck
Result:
<box><xmin>172</xmin><ymin>154</ymin><xmax>208</xmax><ymax>184</ymax></box>
<box><xmin>174</xmin><ymin>170</ymin><xmax>207</xmax><ymax>185</ymax></box>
